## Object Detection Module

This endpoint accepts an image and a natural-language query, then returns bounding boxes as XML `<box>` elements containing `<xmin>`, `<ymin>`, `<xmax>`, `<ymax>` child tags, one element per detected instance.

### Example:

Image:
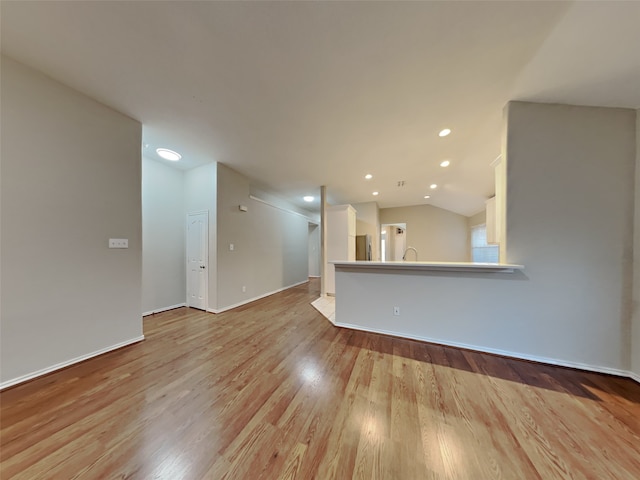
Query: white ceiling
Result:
<box><xmin>2</xmin><ymin>1</ymin><xmax>639</xmax><ymax>216</ymax></box>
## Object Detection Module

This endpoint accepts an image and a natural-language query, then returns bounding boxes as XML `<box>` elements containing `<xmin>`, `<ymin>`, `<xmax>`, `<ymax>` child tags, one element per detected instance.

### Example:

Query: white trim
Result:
<box><xmin>208</xmin><ymin>280</ymin><xmax>309</xmax><ymax>314</ymax></box>
<box><xmin>142</xmin><ymin>303</ymin><xmax>186</xmax><ymax>317</ymax></box>
<box><xmin>249</xmin><ymin>195</ymin><xmax>317</xmax><ymax>223</ymax></box>
<box><xmin>308</xmin><ymin>275</ymin><xmax>321</xmax><ymax>278</ymax></box>
<box><xmin>0</xmin><ymin>336</ymin><xmax>145</xmax><ymax>390</ymax></box>
<box><xmin>335</xmin><ymin>321</ymin><xmax>637</xmax><ymax>380</ymax></box>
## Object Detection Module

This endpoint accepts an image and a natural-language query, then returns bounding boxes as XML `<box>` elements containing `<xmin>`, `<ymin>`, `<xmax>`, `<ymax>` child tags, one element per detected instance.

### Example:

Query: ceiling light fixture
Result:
<box><xmin>438</xmin><ymin>128</ymin><xmax>451</xmax><ymax>137</ymax></box>
<box><xmin>372</xmin><ymin>191</ymin><xmax>379</xmax><ymax>196</ymax></box>
<box><xmin>440</xmin><ymin>160</ymin><xmax>451</xmax><ymax>167</ymax></box>
<box><xmin>424</xmin><ymin>195</ymin><xmax>431</xmax><ymax>199</ymax></box>
<box><xmin>156</xmin><ymin>148</ymin><xmax>182</xmax><ymax>161</ymax></box>
<box><xmin>303</xmin><ymin>196</ymin><xmax>314</xmax><ymax>202</ymax></box>
<box><xmin>365</xmin><ymin>174</ymin><xmax>373</xmax><ymax>180</ymax></box>
<box><xmin>430</xmin><ymin>184</ymin><xmax>438</xmax><ymax>189</ymax></box>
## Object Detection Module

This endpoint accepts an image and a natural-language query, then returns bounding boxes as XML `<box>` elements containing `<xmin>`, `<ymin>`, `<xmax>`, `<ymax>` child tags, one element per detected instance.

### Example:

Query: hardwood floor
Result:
<box><xmin>1</xmin><ymin>278</ymin><xmax>639</xmax><ymax>479</ymax></box>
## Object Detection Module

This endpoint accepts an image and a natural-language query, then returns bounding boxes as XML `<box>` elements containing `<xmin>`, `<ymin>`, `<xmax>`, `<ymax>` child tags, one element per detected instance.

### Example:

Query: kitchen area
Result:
<box><xmin>313</xmin><ymin>153</ymin><xmax>516</xmax><ymax>343</ymax></box>
<box><xmin>313</xmin><ymin>175</ymin><xmax>513</xmax><ymax>325</ymax></box>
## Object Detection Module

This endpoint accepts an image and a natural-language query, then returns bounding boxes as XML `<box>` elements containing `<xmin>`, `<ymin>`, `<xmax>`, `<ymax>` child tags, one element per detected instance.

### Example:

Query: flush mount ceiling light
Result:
<box><xmin>424</xmin><ymin>195</ymin><xmax>431</xmax><ymax>199</ymax></box>
<box><xmin>372</xmin><ymin>191</ymin><xmax>379</xmax><ymax>196</ymax></box>
<box><xmin>156</xmin><ymin>148</ymin><xmax>182</xmax><ymax>161</ymax></box>
<box><xmin>303</xmin><ymin>196</ymin><xmax>314</xmax><ymax>202</ymax></box>
<box><xmin>438</xmin><ymin>128</ymin><xmax>451</xmax><ymax>137</ymax></box>
<box><xmin>430</xmin><ymin>184</ymin><xmax>438</xmax><ymax>189</ymax></box>
<box><xmin>440</xmin><ymin>160</ymin><xmax>451</xmax><ymax>167</ymax></box>
<box><xmin>365</xmin><ymin>174</ymin><xmax>373</xmax><ymax>180</ymax></box>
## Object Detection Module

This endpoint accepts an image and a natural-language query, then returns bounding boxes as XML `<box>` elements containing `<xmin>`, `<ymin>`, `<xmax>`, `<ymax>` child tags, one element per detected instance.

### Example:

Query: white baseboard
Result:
<box><xmin>0</xmin><ymin>335</ymin><xmax>145</xmax><ymax>390</ymax></box>
<box><xmin>335</xmin><ymin>321</ymin><xmax>637</xmax><ymax>381</ymax></box>
<box><xmin>308</xmin><ymin>275</ymin><xmax>321</xmax><ymax>278</ymax></box>
<box><xmin>209</xmin><ymin>280</ymin><xmax>309</xmax><ymax>314</ymax></box>
<box><xmin>143</xmin><ymin>302</ymin><xmax>186</xmax><ymax>317</ymax></box>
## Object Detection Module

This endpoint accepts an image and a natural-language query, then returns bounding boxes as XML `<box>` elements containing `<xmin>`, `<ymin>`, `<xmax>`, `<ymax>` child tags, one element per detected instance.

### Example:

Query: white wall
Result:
<box><xmin>142</xmin><ymin>156</ymin><xmax>185</xmax><ymax>315</ymax></box>
<box><xmin>216</xmin><ymin>164</ymin><xmax>309</xmax><ymax>311</ymax></box>
<box><xmin>352</xmin><ymin>201</ymin><xmax>380</xmax><ymax>260</ymax></box>
<box><xmin>506</xmin><ymin>102</ymin><xmax>635</xmax><ymax>371</ymax></box>
<box><xmin>632</xmin><ymin>109</ymin><xmax>640</xmax><ymax>381</ymax></box>
<box><xmin>380</xmin><ymin>204</ymin><xmax>469</xmax><ymax>261</ymax></box>
<box><xmin>185</xmin><ymin>162</ymin><xmax>218</xmax><ymax>311</ymax></box>
<box><xmin>336</xmin><ymin>102</ymin><xmax>637</xmax><ymax>375</ymax></box>
<box><xmin>0</xmin><ymin>56</ymin><xmax>143</xmax><ymax>387</ymax></box>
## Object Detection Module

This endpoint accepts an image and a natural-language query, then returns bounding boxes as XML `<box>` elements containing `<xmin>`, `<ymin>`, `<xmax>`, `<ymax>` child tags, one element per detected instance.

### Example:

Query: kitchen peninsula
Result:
<box><xmin>331</xmin><ymin>260</ymin><xmax>527</xmax><ymax>360</ymax></box>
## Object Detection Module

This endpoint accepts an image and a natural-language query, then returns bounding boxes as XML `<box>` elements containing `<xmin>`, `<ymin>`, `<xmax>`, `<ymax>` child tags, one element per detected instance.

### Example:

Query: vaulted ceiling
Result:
<box><xmin>2</xmin><ymin>1</ymin><xmax>639</xmax><ymax>215</ymax></box>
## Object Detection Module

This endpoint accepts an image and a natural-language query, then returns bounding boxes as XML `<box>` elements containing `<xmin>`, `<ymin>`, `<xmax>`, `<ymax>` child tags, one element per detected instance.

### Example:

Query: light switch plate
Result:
<box><xmin>109</xmin><ymin>238</ymin><xmax>128</xmax><ymax>248</ymax></box>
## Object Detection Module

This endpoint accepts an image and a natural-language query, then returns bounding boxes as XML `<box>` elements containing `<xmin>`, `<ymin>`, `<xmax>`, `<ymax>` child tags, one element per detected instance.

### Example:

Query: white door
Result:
<box><xmin>187</xmin><ymin>212</ymin><xmax>208</xmax><ymax>310</ymax></box>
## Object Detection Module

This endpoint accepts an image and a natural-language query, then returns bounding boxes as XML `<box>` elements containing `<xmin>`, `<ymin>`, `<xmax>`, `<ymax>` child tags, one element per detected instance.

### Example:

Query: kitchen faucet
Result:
<box><xmin>402</xmin><ymin>246</ymin><xmax>418</xmax><ymax>261</ymax></box>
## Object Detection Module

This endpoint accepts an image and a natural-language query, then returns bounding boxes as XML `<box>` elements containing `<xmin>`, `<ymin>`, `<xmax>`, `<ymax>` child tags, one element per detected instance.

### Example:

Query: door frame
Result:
<box><xmin>186</xmin><ymin>210</ymin><xmax>209</xmax><ymax>310</ymax></box>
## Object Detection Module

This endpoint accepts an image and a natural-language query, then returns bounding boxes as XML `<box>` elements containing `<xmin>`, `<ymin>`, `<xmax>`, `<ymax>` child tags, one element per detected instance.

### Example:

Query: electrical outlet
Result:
<box><xmin>109</xmin><ymin>238</ymin><xmax>128</xmax><ymax>249</ymax></box>
<box><xmin>242</xmin><ymin>285</ymin><xmax>246</xmax><ymax>293</ymax></box>
<box><xmin>229</xmin><ymin>243</ymin><xmax>234</xmax><ymax>251</ymax></box>
<box><xmin>393</xmin><ymin>306</ymin><xmax>400</xmax><ymax>316</ymax></box>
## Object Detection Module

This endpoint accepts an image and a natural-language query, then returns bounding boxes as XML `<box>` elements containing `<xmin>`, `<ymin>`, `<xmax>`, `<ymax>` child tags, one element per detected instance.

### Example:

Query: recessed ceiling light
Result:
<box><xmin>438</xmin><ymin>128</ymin><xmax>451</xmax><ymax>137</ymax></box>
<box><xmin>440</xmin><ymin>160</ymin><xmax>451</xmax><ymax>167</ymax></box>
<box><xmin>372</xmin><ymin>191</ymin><xmax>379</xmax><ymax>196</ymax></box>
<box><xmin>365</xmin><ymin>174</ymin><xmax>373</xmax><ymax>180</ymax></box>
<box><xmin>430</xmin><ymin>184</ymin><xmax>438</xmax><ymax>189</ymax></box>
<box><xmin>424</xmin><ymin>195</ymin><xmax>431</xmax><ymax>199</ymax></box>
<box><xmin>156</xmin><ymin>148</ymin><xmax>181</xmax><ymax>161</ymax></box>
<box><xmin>303</xmin><ymin>196</ymin><xmax>314</xmax><ymax>202</ymax></box>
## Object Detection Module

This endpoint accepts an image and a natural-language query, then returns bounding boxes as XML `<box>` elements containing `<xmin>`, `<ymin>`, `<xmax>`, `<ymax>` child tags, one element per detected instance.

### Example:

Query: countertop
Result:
<box><xmin>331</xmin><ymin>261</ymin><xmax>524</xmax><ymax>273</ymax></box>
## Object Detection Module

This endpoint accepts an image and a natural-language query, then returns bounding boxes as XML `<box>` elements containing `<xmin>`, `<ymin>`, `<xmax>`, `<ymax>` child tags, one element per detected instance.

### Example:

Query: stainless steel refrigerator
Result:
<box><xmin>355</xmin><ymin>234</ymin><xmax>372</xmax><ymax>261</ymax></box>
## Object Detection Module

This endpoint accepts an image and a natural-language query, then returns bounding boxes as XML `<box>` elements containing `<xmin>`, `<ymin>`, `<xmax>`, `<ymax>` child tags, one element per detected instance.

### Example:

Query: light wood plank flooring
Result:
<box><xmin>1</xmin><ymin>279</ymin><xmax>639</xmax><ymax>479</ymax></box>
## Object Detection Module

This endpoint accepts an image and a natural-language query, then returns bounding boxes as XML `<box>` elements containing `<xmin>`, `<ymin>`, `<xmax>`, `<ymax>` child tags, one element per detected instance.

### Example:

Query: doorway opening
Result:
<box><xmin>380</xmin><ymin>223</ymin><xmax>406</xmax><ymax>262</ymax></box>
